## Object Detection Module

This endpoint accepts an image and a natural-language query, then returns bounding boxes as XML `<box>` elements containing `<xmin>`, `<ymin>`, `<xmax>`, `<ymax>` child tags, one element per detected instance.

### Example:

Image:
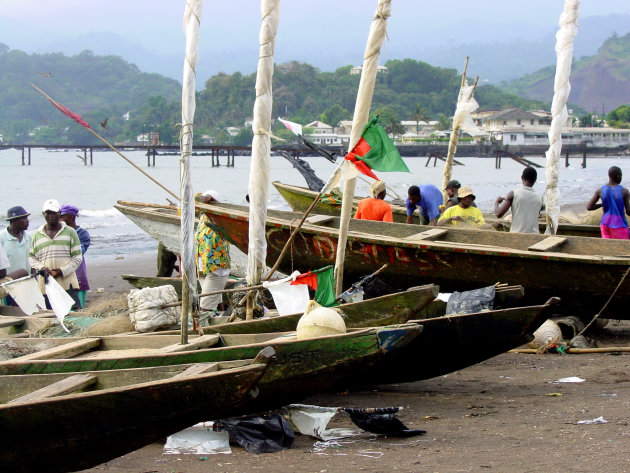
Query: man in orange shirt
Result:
<box><xmin>354</xmin><ymin>180</ymin><xmax>394</xmax><ymax>222</ymax></box>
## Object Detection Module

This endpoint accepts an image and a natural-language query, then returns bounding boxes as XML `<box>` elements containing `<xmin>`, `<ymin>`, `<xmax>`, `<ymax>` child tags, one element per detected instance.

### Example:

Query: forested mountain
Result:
<box><xmin>500</xmin><ymin>33</ymin><xmax>630</xmax><ymax>113</ymax></box>
<box><xmin>0</xmin><ymin>45</ymin><xmax>180</xmax><ymax>143</ymax></box>
<box><xmin>0</xmin><ymin>47</ymin><xmax>542</xmax><ymax>145</ymax></box>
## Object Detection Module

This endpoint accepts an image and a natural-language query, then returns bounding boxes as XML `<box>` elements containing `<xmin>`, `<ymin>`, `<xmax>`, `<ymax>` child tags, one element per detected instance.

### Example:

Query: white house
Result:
<box><xmin>350</xmin><ymin>65</ymin><xmax>389</xmax><ymax>75</ymax></box>
<box><xmin>304</xmin><ymin>120</ymin><xmax>342</xmax><ymax>145</ymax></box>
<box><xmin>501</xmin><ymin>126</ymin><xmax>630</xmax><ymax>147</ymax></box>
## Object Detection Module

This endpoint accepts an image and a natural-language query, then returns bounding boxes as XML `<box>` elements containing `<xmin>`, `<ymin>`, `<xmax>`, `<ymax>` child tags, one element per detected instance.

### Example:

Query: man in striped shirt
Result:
<box><xmin>29</xmin><ymin>199</ymin><xmax>83</xmax><ymax>309</ymax></box>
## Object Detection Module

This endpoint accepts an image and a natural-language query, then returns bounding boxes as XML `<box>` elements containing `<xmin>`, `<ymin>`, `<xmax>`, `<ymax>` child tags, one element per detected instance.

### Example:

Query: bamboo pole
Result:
<box><xmin>30</xmin><ymin>84</ymin><xmax>180</xmax><ymax>201</ymax></box>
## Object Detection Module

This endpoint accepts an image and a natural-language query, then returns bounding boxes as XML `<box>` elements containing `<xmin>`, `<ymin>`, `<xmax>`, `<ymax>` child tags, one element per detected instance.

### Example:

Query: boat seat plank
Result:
<box><xmin>158</xmin><ymin>334</ymin><xmax>221</xmax><ymax>353</ymax></box>
<box><xmin>15</xmin><ymin>338</ymin><xmax>101</xmax><ymax>361</ymax></box>
<box><xmin>9</xmin><ymin>374</ymin><xmax>97</xmax><ymax>404</ymax></box>
<box><xmin>170</xmin><ymin>362</ymin><xmax>220</xmax><ymax>379</ymax></box>
<box><xmin>528</xmin><ymin>236</ymin><xmax>567</xmax><ymax>252</ymax></box>
<box><xmin>0</xmin><ymin>317</ymin><xmax>25</xmax><ymax>328</ymax></box>
<box><xmin>404</xmin><ymin>228</ymin><xmax>448</xmax><ymax>241</ymax></box>
<box><xmin>306</xmin><ymin>214</ymin><xmax>334</xmax><ymax>225</ymax></box>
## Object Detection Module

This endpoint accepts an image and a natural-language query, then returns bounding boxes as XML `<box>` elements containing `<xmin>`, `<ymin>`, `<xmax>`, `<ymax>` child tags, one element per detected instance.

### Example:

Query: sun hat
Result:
<box><xmin>445</xmin><ymin>179</ymin><xmax>461</xmax><ymax>190</ymax></box>
<box><xmin>42</xmin><ymin>199</ymin><xmax>61</xmax><ymax>213</ymax></box>
<box><xmin>202</xmin><ymin>190</ymin><xmax>220</xmax><ymax>202</ymax></box>
<box><xmin>6</xmin><ymin>206</ymin><xmax>30</xmax><ymax>221</ymax></box>
<box><xmin>60</xmin><ymin>204</ymin><xmax>80</xmax><ymax>216</ymax></box>
<box><xmin>457</xmin><ymin>186</ymin><xmax>475</xmax><ymax>200</ymax></box>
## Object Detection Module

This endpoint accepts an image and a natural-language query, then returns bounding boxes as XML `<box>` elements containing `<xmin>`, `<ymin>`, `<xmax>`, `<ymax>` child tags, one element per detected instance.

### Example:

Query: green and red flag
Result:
<box><xmin>290</xmin><ymin>265</ymin><xmax>337</xmax><ymax>307</ymax></box>
<box><xmin>344</xmin><ymin>115</ymin><xmax>410</xmax><ymax>180</ymax></box>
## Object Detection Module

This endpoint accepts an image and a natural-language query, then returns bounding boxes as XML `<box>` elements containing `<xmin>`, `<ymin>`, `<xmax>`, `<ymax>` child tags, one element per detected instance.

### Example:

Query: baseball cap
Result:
<box><xmin>6</xmin><ymin>206</ymin><xmax>30</xmax><ymax>221</ymax></box>
<box><xmin>60</xmin><ymin>204</ymin><xmax>80</xmax><ymax>216</ymax></box>
<box><xmin>445</xmin><ymin>179</ymin><xmax>461</xmax><ymax>190</ymax></box>
<box><xmin>42</xmin><ymin>199</ymin><xmax>61</xmax><ymax>213</ymax></box>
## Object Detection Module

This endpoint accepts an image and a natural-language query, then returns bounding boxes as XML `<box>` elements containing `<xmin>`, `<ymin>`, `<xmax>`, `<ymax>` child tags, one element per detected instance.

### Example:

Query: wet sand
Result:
<box><xmin>76</xmin><ymin>253</ymin><xmax>630</xmax><ymax>473</ymax></box>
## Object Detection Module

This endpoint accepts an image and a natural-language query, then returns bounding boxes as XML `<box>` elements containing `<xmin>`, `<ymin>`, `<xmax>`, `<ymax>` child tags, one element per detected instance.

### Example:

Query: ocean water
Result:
<box><xmin>0</xmin><ymin>147</ymin><xmax>627</xmax><ymax>259</ymax></box>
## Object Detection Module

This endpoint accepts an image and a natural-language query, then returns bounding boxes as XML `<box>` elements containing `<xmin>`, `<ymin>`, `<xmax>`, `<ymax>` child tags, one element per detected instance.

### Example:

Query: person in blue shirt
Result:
<box><xmin>406</xmin><ymin>184</ymin><xmax>443</xmax><ymax>226</ymax></box>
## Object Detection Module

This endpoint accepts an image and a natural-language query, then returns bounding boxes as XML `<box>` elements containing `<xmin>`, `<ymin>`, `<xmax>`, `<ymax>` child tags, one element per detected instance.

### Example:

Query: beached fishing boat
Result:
<box><xmin>115</xmin><ymin>200</ymin><xmax>629</xmax><ymax>320</ymax></box>
<box><xmin>0</xmin><ymin>325</ymin><xmax>422</xmax><ymax>413</ymax></box>
<box><xmin>272</xmin><ymin>181</ymin><xmax>601</xmax><ymax>237</ymax></box>
<box><xmin>0</xmin><ymin>352</ymin><xmax>272</xmax><ymax>473</ymax></box>
<box><xmin>124</xmin><ymin>283</ymin><xmax>439</xmax><ymax>335</ymax></box>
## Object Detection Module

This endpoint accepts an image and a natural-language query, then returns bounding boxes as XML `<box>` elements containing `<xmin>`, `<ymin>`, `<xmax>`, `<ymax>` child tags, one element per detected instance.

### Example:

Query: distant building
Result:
<box><xmin>350</xmin><ymin>65</ymin><xmax>389</xmax><ymax>75</ymax></box>
<box><xmin>226</xmin><ymin>126</ymin><xmax>241</xmax><ymax>137</ymax></box>
<box><xmin>501</xmin><ymin>127</ymin><xmax>630</xmax><ymax>147</ymax></box>
<box><xmin>304</xmin><ymin>120</ymin><xmax>342</xmax><ymax>145</ymax></box>
<box><xmin>122</xmin><ymin>111</ymin><xmax>130</xmax><ymax>121</ymax></box>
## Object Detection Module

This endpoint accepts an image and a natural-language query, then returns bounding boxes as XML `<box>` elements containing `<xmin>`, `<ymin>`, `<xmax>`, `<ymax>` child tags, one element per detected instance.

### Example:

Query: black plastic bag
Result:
<box><xmin>445</xmin><ymin>285</ymin><xmax>496</xmax><ymax>315</ymax></box>
<box><xmin>342</xmin><ymin>407</ymin><xmax>426</xmax><ymax>437</ymax></box>
<box><xmin>216</xmin><ymin>414</ymin><xmax>294</xmax><ymax>454</ymax></box>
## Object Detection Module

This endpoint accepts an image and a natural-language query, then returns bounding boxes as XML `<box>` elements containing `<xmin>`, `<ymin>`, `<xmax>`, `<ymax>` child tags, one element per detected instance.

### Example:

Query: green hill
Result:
<box><xmin>500</xmin><ymin>32</ymin><xmax>630</xmax><ymax>113</ymax></box>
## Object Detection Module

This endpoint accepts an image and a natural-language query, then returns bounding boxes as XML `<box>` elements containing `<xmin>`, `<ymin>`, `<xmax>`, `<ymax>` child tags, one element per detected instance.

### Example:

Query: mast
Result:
<box><xmin>545</xmin><ymin>0</ymin><xmax>580</xmax><ymax>235</ymax></box>
<box><xmin>334</xmin><ymin>0</ymin><xmax>392</xmax><ymax>297</ymax></box>
<box><xmin>246</xmin><ymin>0</ymin><xmax>280</xmax><ymax>318</ymax></box>
<box><xmin>179</xmin><ymin>0</ymin><xmax>204</xmax><ymax>344</ymax></box>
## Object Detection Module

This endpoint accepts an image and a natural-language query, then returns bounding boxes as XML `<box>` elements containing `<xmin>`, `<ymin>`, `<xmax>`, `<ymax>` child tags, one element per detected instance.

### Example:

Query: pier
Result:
<box><xmin>0</xmin><ymin>144</ymin><xmax>305</xmax><ymax>167</ymax></box>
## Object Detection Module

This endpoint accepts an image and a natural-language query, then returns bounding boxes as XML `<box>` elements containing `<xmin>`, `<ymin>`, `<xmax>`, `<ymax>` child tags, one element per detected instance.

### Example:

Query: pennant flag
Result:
<box><xmin>278</xmin><ymin>117</ymin><xmax>303</xmax><ymax>136</ymax></box>
<box><xmin>31</xmin><ymin>83</ymin><xmax>91</xmax><ymax>129</ymax></box>
<box><xmin>344</xmin><ymin>116</ymin><xmax>409</xmax><ymax>180</ymax></box>
<box><xmin>291</xmin><ymin>266</ymin><xmax>337</xmax><ymax>307</ymax></box>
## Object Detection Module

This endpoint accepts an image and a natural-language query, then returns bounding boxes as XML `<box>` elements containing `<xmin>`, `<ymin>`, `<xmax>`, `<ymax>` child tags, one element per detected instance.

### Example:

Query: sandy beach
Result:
<box><xmin>68</xmin><ymin>253</ymin><xmax>630</xmax><ymax>473</ymax></box>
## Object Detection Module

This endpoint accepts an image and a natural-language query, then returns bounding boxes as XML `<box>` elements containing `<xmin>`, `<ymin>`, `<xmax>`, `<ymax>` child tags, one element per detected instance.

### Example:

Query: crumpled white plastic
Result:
<box><xmin>164</xmin><ymin>422</ymin><xmax>231</xmax><ymax>455</ymax></box>
<box><xmin>45</xmin><ymin>276</ymin><xmax>74</xmax><ymax>332</ymax></box>
<box><xmin>262</xmin><ymin>271</ymin><xmax>310</xmax><ymax>316</ymax></box>
<box><xmin>555</xmin><ymin>376</ymin><xmax>585</xmax><ymax>383</ymax></box>
<box><xmin>5</xmin><ymin>277</ymin><xmax>46</xmax><ymax>315</ymax></box>
<box><xmin>577</xmin><ymin>416</ymin><xmax>607</xmax><ymax>425</ymax></box>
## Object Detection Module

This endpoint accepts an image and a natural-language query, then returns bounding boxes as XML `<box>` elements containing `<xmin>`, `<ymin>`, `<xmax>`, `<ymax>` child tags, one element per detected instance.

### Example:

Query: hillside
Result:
<box><xmin>500</xmin><ymin>32</ymin><xmax>630</xmax><ymax>113</ymax></box>
<box><xmin>0</xmin><ymin>46</ymin><xmax>180</xmax><ymax>142</ymax></box>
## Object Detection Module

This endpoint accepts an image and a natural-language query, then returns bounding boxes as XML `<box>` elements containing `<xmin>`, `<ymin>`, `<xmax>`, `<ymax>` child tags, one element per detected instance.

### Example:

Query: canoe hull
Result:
<box><xmin>0</xmin><ymin>362</ymin><xmax>266</xmax><ymax>473</ymax></box>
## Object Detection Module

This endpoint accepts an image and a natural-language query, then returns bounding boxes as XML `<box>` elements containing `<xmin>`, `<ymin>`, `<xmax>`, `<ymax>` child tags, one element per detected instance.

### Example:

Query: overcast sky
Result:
<box><xmin>1</xmin><ymin>1</ymin><xmax>629</xmax><ymax>81</ymax></box>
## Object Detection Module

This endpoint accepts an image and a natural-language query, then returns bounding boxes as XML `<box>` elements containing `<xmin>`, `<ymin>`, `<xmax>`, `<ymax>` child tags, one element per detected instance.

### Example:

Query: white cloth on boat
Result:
<box><xmin>45</xmin><ymin>276</ymin><xmax>74</xmax><ymax>332</ymax></box>
<box><xmin>128</xmin><ymin>285</ymin><xmax>179</xmax><ymax>332</ymax></box>
<box><xmin>262</xmin><ymin>271</ymin><xmax>310</xmax><ymax>316</ymax></box>
<box><xmin>5</xmin><ymin>277</ymin><xmax>46</xmax><ymax>315</ymax></box>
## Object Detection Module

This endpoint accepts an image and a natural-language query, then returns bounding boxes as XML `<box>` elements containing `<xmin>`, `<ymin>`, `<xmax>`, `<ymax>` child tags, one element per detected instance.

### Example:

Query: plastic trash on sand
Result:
<box><xmin>215</xmin><ymin>415</ymin><xmax>295</xmax><ymax>454</ymax></box>
<box><xmin>5</xmin><ymin>277</ymin><xmax>46</xmax><ymax>315</ymax></box>
<box><xmin>555</xmin><ymin>377</ymin><xmax>585</xmax><ymax>383</ymax></box>
<box><xmin>577</xmin><ymin>416</ymin><xmax>607</xmax><ymax>425</ymax></box>
<box><xmin>164</xmin><ymin>422</ymin><xmax>231</xmax><ymax>455</ymax></box>
<box><xmin>285</xmin><ymin>404</ymin><xmax>362</xmax><ymax>441</ymax></box>
<box><xmin>45</xmin><ymin>276</ymin><xmax>74</xmax><ymax>332</ymax></box>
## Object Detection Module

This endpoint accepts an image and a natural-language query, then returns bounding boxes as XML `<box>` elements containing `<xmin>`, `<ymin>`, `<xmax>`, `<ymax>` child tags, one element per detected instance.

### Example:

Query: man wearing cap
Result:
<box><xmin>354</xmin><ymin>180</ymin><xmax>393</xmax><ymax>222</ymax></box>
<box><xmin>438</xmin><ymin>186</ymin><xmax>485</xmax><ymax>227</ymax></box>
<box><xmin>444</xmin><ymin>180</ymin><xmax>462</xmax><ymax>210</ymax></box>
<box><xmin>406</xmin><ymin>184</ymin><xmax>443</xmax><ymax>226</ymax></box>
<box><xmin>195</xmin><ymin>190</ymin><xmax>230</xmax><ymax>313</ymax></box>
<box><xmin>0</xmin><ymin>206</ymin><xmax>32</xmax><ymax>275</ymax></box>
<box><xmin>494</xmin><ymin>167</ymin><xmax>543</xmax><ymax>233</ymax></box>
<box><xmin>29</xmin><ymin>199</ymin><xmax>83</xmax><ymax>310</ymax></box>
<box><xmin>60</xmin><ymin>205</ymin><xmax>91</xmax><ymax>308</ymax></box>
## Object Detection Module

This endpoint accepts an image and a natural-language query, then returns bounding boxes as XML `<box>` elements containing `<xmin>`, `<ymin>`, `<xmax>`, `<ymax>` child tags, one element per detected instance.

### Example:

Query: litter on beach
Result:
<box><xmin>577</xmin><ymin>416</ymin><xmax>608</xmax><ymax>425</ymax></box>
<box><xmin>555</xmin><ymin>377</ymin><xmax>585</xmax><ymax>383</ymax></box>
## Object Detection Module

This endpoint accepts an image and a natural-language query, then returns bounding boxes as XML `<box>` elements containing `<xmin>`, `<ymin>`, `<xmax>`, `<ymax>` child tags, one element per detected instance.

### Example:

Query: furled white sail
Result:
<box><xmin>247</xmin><ymin>0</ymin><xmax>280</xmax><ymax>288</ymax></box>
<box><xmin>545</xmin><ymin>0</ymin><xmax>580</xmax><ymax>234</ymax></box>
<box><xmin>441</xmin><ymin>63</ymin><xmax>484</xmax><ymax>201</ymax></box>
<box><xmin>179</xmin><ymin>0</ymin><xmax>203</xmax><ymax>339</ymax></box>
<box><xmin>334</xmin><ymin>0</ymin><xmax>392</xmax><ymax>296</ymax></box>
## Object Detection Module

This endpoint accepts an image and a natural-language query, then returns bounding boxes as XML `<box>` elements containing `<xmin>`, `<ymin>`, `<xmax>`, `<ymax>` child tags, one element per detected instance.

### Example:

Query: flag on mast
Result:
<box><xmin>344</xmin><ymin>115</ymin><xmax>409</xmax><ymax>180</ymax></box>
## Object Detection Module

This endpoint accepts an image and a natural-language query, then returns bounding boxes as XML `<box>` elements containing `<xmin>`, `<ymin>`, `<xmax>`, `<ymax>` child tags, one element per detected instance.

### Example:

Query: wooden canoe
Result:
<box><xmin>136</xmin><ymin>283</ymin><xmax>439</xmax><ymax>336</ymax></box>
<box><xmin>115</xmin><ymin>200</ymin><xmax>630</xmax><ymax>320</ymax></box>
<box><xmin>373</xmin><ymin>297</ymin><xmax>559</xmax><ymax>383</ymax></box>
<box><xmin>272</xmin><ymin>181</ymin><xmax>601</xmax><ymax>237</ymax></box>
<box><xmin>0</xmin><ymin>353</ymin><xmax>272</xmax><ymax>473</ymax></box>
<box><xmin>0</xmin><ymin>325</ymin><xmax>423</xmax><ymax>411</ymax></box>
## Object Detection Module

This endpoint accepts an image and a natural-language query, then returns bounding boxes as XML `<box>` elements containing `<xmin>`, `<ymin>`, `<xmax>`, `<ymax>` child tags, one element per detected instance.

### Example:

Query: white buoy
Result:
<box><xmin>296</xmin><ymin>301</ymin><xmax>346</xmax><ymax>339</ymax></box>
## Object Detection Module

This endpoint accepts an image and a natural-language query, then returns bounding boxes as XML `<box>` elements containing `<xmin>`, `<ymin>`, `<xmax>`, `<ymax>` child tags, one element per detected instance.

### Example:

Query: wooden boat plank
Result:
<box><xmin>0</xmin><ymin>317</ymin><xmax>24</xmax><ymax>329</ymax></box>
<box><xmin>15</xmin><ymin>338</ymin><xmax>101</xmax><ymax>361</ymax></box>
<box><xmin>528</xmin><ymin>236</ymin><xmax>567</xmax><ymax>252</ymax></box>
<box><xmin>169</xmin><ymin>362</ymin><xmax>220</xmax><ymax>379</ymax></box>
<box><xmin>404</xmin><ymin>228</ymin><xmax>448</xmax><ymax>241</ymax></box>
<box><xmin>9</xmin><ymin>373</ymin><xmax>97</xmax><ymax>404</ymax></box>
<box><xmin>305</xmin><ymin>214</ymin><xmax>334</xmax><ymax>225</ymax></box>
<box><xmin>157</xmin><ymin>334</ymin><xmax>221</xmax><ymax>353</ymax></box>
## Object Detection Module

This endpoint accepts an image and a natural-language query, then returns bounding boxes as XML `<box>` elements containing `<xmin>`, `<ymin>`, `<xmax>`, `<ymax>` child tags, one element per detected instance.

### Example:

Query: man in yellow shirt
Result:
<box><xmin>438</xmin><ymin>186</ymin><xmax>485</xmax><ymax>227</ymax></box>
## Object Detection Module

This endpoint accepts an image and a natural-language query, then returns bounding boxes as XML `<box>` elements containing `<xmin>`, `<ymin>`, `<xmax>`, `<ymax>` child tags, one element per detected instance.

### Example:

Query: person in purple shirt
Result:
<box><xmin>406</xmin><ymin>184</ymin><xmax>443</xmax><ymax>226</ymax></box>
<box><xmin>586</xmin><ymin>166</ymin><xmax>630</xmax><ymax>239</ymax></box>
<box><xmin>59</xmin><ymin>204</ymin><xmax>91</xmax><ymax>307</ymax></box>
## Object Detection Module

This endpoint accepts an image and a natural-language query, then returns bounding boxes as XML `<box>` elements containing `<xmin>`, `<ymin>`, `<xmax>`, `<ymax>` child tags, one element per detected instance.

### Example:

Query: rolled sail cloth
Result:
<box><xmin>370</xmin><ymin>180</ymin><xmax>386</xmax><ymax>198</ymax></box>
